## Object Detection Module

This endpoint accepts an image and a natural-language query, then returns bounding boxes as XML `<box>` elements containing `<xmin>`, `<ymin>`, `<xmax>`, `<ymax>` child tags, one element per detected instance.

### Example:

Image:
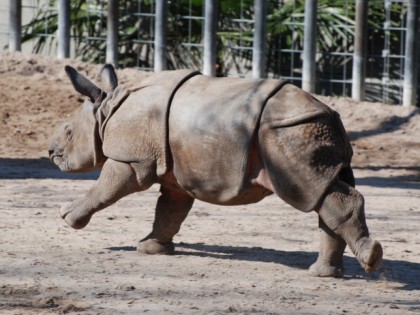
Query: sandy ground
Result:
<box><xmin>0</xmin><ymin>52</ymin><xmax>419</xmax><ymax>314</ymax></box>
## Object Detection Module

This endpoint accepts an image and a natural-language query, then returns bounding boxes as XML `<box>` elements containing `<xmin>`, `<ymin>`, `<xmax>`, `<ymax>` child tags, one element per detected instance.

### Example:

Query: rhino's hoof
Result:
<box><xmin>356</xmin><ymin>238</ymin><xmax>383</xmax><ymax>273</ymax></box>
<box><xmin>60</xmin><ymin>203</ymin><xmax>91</xmax><ymax>230</ymax></box>
<box><xmin>309</xmin><ymin>260</ymin><xmax>344</xmax><ymax>278</ymax></box>
<box><xmin>137</xmin><ymin>239</ymin><xmax>175</xmax><ymax>255</ymax></box>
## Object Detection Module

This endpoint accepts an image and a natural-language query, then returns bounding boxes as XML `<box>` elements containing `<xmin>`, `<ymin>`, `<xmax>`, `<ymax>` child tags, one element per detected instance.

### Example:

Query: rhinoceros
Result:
<box><xmin>48</xmin><ymin>64</ymin><xmax>382</xmax><ymax>277</ymax></box>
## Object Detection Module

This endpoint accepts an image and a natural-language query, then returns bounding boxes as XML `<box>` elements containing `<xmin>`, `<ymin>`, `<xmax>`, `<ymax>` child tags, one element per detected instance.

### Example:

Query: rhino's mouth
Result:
<box><xmin>49</xmin><ymin>152</ymin><xmax>69</xmax><ymax>171</ymax></box>
<box><xmin>55</xmin><ymin>158</ymin><xmax>70</xmax><ymax>171</ymax></box>
<box><xmin>49</xmin><ymin>151</ymin><xmax>61</xmax><ymax>163</ymax></box>
<box><xmin>52</xmin><ymin>156</ymin><xmax>62</xmax><ymax>165</ymax></box>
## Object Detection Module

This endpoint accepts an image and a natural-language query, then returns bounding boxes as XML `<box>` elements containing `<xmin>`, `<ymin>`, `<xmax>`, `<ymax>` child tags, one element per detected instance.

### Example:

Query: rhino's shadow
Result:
<box><xmin>108</xmin><ymin>243</ymin><xmax>420</xmax><ymax>290</ymax></box>
<box><xmin>176</xmin><ymin>242</ymin><xmax>315</xmax><ymax>268</ymax></box>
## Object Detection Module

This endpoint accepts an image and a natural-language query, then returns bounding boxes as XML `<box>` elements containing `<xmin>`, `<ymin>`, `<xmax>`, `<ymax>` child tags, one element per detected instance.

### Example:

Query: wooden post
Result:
<box><xmin>403</xmin><ymin>0</ymin><xmax>419</xmax><ymax>107</ymax></box>
<box><xmin>57</xmin><ymin>0</ymin><xmax>70</xmax><ymax>59</ymax></box>
<box><xmin>252</xmin><ymin>0</ymin><xmax>267</xmax><ymax>78</ymax></box>
<box><xmin>154</xmin><ymin>0</ymin><xmax>168</xmax><ymax>72</ymax></box>
<box><xmin>107</xmin><ymin>0</ymin><xmax>119</xmax><ymax>66</ymax></box>
<box><xmin>302</xmin><ymin>0</ymin><xmax>317</xmax><ymax>93</ymax></box>
<box><xmin>352</xmin><ymin>0</ymin><xmax>368</xmax><ymax>101</ymax></box>
<box><xmin>9</xmin><ymin>0</ymin><xmax>21</xmax><ymax>52</ymax></box>
<box><xmin>203</xmin><ymin>0</ymin><xmax>218</xmax><ymax>76</ymax></box>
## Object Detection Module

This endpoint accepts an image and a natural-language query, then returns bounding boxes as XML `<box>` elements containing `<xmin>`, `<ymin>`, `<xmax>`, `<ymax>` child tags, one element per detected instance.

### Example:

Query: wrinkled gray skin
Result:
<box><xmin>49</xmin><ymin>65</ymin><xmax>383</xmax><ymax>277</ymax></box>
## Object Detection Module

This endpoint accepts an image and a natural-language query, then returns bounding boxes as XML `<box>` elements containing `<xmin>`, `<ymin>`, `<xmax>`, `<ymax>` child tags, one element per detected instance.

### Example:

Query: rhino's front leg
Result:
<box><xmin>60</xmin><ymin>159</ymin><xmax>145</xmax><ymax>229</ymax></box>
<box><xmin>138</xmin><ymin>186</ymin><xmax>194</xmax><ymax>255</ymax></box>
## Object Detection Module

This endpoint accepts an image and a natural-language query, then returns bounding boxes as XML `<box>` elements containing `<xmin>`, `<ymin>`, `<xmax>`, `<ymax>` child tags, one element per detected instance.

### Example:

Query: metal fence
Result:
<box><xmin>1</xmin><ymin>0</ymin><xmax>419</xmax><ymax>106</ymax></box>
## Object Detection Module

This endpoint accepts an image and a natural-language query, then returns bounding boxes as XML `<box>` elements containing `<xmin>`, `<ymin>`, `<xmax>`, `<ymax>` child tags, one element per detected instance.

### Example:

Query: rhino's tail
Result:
<box><xmin>338</xmin><ymin>165</ymin><xmax>355</xmax><ymax>188</ymax></box>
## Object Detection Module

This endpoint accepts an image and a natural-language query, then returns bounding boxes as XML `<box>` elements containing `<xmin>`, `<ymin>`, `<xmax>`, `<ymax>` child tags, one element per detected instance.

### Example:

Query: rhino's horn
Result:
<box><xmin>101</xmin><ymin>64</ymin><xmax>118</xmax><ymax>91</ymax></box>
<box><xmin>65</xmin><ymin>66</ymin><xmax>102</xmax><ymax>102</ymax></box>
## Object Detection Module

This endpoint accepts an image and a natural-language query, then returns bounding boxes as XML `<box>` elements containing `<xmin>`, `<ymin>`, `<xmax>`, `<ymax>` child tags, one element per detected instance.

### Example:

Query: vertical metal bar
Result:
<box><xmin>107</xmin><ymin>0</ymin><xmax>119</xmax><ymax>66</ymax></box>
<box><xmin>352</xmin><ymin>0</ymin><xmax>368</xmax><ymax>101</ymax></box>
<box><xmin>252</xmin><ymin>0</ymin><xmax>267</xmax><ymax>78</ymax></box>
<box><xmin>203</xmin><ymin>0</ymin><xmax>218</xmax><ymax>76</ymax></box>
<box><xmin>57</xmin><ymin>0</ymin><xmax>70</xmax><ymax>59</ymax></box>
<box><xmin>383</xmin><ymin>0</ymin><xmax>391</xmax><ymax>104</ymax></box>
<box><xmin>290</xmin><ymin>0</ymin><xmax>297</xmax><ymax>82</ymax></box>
<box><xmin>9</xmin><ymin>0</ymin><xmax>21</xmax><ymax>52</ymax></box>
<box><xmin>403</xmin><ymin>0</ymin><xmax>419</xmax><ymax>106</ymax></box>
<box><xmin>342</xmin><ymin>0</ymin><xmax>349</xmax><ymax>96</ymax></box>
<box><xmin>302</xmin><ymin>0</ymin><xmax>317</xmax><ymax>93</ymax></box>
<box><xmin>154</xmin><ymin>0</ymin><xmax>168</xmax><ymax>72</ymax></box>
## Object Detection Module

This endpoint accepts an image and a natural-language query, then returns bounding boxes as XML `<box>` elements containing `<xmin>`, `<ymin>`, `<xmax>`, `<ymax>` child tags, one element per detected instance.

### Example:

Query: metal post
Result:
<box><xmin>302</xmin><ymin>0</ymin><xmax>317</xmax><ymax>93</ymax></box>
<box><xmin>57</xmin><ymin>0</ymin><xmax>70</xmax><ymax>59</ymax></box>
<box><xmin>252</xmin><ymin>0</ymin><xmax>267</xmax><ymax>79</ymax></box>
<box><xmin>203</xmin><ymin>0</ymin><xmax>218</xmax><ymax>76</ymax></box>
<box><xmin>154</xmin><ymin>0</ymin><xmax>167</xmax><ymax>72</ymax></box>
<box><xmin>352</xmin><ymin>0</ymin><xmax>368</xmax><ymax>101</ymax></box>
<box><xmin>9</xmin><ymin>0</ymin><xmax>21</xmax><ymax>52</ymax></box>
<box><xmin>403</xmin><ymin>0</ymin><xmax>419</xmax><ymax>107</ymax></box>
<box><xmin>107</xmin><ymin>0</ymin><xmax>119</xmax><ymax>66</ymax></box>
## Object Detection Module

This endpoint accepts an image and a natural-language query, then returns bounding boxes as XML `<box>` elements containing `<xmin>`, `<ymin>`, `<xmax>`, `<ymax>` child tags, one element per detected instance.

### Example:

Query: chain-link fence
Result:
<box><xmin>1</xmin><ymin>0</ymin><xmax>418</xmax><ymax>105</ymax></box>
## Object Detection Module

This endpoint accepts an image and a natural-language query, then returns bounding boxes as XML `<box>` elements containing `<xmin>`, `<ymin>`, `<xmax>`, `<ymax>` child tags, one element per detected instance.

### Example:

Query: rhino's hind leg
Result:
<box><xmin>309</xmin><ymin>218</ymin><xmax>346</xmax><ymax>277</ymax></box>
<box><xmin>137</xmin><ymin>186</ymin><xmax>194</xmax><ymax>255</ymax></box>
<box><xmin>317</xmin><ymin>180</ymin><xmax>383</xmax><ymax>274</ymax></box>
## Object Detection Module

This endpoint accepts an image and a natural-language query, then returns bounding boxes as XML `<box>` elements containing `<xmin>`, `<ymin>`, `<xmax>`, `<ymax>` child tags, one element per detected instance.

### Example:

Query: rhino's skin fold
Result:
<box><xmin>49</xmin><ymin>64</ymin><xmax>383</xmax><ymax>277</ymax></box>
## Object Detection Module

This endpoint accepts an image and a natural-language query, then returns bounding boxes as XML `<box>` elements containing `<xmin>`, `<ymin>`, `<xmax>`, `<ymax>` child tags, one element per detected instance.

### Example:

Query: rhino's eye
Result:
<box><xmin>65</xmin><ymin>126</ymin><xmax>73</xmax><ymax>140</ymax></box>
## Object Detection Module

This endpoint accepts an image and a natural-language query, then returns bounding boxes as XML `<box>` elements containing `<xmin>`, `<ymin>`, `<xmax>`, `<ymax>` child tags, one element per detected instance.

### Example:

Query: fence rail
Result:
<box><xmin>1</xmin><ymin>0</ymin><xmax>419</xmax><ymax>106</ymax></box>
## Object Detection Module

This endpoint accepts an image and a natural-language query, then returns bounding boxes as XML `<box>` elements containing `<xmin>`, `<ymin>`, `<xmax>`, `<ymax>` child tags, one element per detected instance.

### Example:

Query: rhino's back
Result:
<box><xmin>169</xmin><ymin>75</ymin><xmax>284</xmax><ymax>205</ymax></box>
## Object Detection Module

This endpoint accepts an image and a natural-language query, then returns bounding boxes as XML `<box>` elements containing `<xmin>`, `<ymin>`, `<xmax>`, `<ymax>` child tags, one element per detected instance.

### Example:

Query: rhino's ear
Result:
<box><xmin>65</xmin><ymin>66</ymin><xmax>102</xmax><ymax>102</ymax></box>
<box><xmin>101</xmin><ymin>64</ymin><xmax>118</xmax><ymax>91</ymax></box>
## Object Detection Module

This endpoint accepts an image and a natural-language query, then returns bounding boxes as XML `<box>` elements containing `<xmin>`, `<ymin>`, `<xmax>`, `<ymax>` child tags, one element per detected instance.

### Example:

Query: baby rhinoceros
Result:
<box><xmin>49</xmin><ymin>64</ymin><xmax>382</xmax><ymax>277</ymax></box>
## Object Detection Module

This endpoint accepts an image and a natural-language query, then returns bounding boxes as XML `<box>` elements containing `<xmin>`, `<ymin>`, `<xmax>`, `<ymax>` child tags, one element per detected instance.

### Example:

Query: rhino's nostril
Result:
<box><xmin>49</xmin><ymin>150</ymin><xmax>61</xmax><ymax>160</ymax></box>
<box><xmin>49</xmin><ymin>149</ymin><xmax>64</xmax><ymax>161</ymax></box>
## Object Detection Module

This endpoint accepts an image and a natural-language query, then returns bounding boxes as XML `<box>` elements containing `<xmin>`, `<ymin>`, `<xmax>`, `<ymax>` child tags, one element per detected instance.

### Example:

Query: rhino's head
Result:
<box><xmin>48</xmin><ymin>64</ymin><xmax>118</xmax><ymax>172</ymax></box>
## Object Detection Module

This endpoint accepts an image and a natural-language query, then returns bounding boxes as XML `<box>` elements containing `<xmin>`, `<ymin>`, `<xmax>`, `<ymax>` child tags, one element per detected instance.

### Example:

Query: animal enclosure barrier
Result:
<box><xmin>1</xmin><ymin>0</ymin><xmax>419</xmax><ymax>106</ymax></box>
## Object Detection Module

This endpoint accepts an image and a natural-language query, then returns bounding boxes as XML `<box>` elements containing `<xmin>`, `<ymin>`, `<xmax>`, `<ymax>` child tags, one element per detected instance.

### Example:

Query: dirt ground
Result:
<box><xmin>0</xmin><ymin>51</ymin><xmax>419</xmax><ymax>314</ymax></box>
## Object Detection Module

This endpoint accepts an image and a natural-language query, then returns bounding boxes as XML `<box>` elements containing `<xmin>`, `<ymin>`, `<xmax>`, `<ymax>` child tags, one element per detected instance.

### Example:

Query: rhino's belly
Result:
<box><xmin>169</xmin><ymin>124</ymin><xmax>271</xmax><ymax>205</ymax></box>
<box><xmin>184</xmin><ymin>185</ymin><xmax>271</xmax><ymax>206</ymax></box>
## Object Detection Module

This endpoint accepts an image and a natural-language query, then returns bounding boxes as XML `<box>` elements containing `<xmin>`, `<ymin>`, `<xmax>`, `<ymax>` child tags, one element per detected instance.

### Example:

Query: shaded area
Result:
<box><xmin>347</xmin><ymin>111</ymin><xmax>418</xmax><ymax>141</ymax></box>
<box><xmin>107</xmin><ymin>246</ymin><xmax>137</xmax><ymax>252</ymax></box>
<box><xmin>176</xmin><ymin>243</ymin><xmax>420</xmax><ymax>290</ymax></box>
<box><xmin>0</xmin><ymin>158</ymin><xmax>99</xmax><ymax>180</ymax></box>
<box><xmin>107</xmin><ymin>242</ymin><xmax>420</xmax><ymax>290</ymax></box>
<box><xmin>354</xmin><ymin>166</ymin><xmax>420</xmax><ymax>190</ymax></box>
<box><xmin>177</xmin><ymin>242</ymin><xmax>315</xmax><ymax>269</ymax></box>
